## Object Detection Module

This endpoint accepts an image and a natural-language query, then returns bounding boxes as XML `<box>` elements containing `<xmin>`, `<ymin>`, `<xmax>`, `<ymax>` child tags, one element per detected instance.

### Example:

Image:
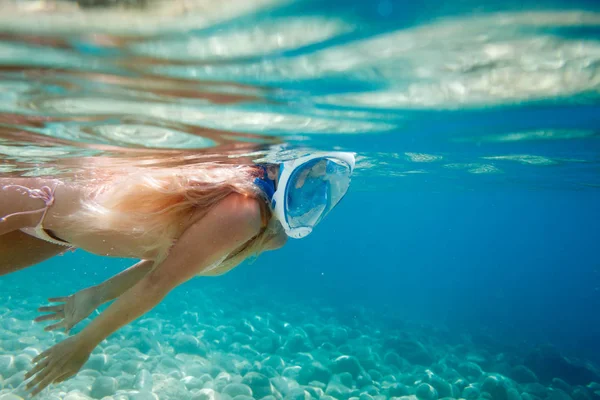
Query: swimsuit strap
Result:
<box><xmin>1</xmin><ymin>184</ymin><xmax>56</xmax><ymax>225</ymax></box>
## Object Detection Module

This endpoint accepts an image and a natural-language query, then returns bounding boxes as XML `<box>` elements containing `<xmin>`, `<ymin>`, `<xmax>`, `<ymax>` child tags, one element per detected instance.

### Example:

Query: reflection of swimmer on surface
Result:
<box><xmin>0</xmin><ymin>151</ymin><xmax>354</xmax><ymax>396</ymax></box>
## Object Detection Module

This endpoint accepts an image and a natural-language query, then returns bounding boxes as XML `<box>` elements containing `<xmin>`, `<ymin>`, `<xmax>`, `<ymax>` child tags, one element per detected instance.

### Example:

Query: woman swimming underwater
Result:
<box><xmin>0</xmin><ymin>151</ymin><xmax>355</xmax><ymax>396</ymax></box>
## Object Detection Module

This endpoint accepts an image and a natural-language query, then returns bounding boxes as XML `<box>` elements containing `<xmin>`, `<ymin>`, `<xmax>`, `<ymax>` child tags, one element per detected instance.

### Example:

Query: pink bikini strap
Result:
<box><xmin>0</xmin><ymin>185</ymin><xmax>56</xmax><ymax>223</ymax></box>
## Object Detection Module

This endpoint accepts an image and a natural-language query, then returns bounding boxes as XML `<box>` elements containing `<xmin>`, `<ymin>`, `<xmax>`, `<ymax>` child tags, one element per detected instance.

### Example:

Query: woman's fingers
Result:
<box><xmin>54</xmin><ymin>371</ymin><xmax>72</xmax><ymax>384</ymax></box>
<box><xmin>38</xmin><ymin>305</ymin><xmax>63</xmax><ymax>313</ymax></box>
<box><xmin>44</xmin><ymin>321</ymin><xmax>66</xmax><ymax>332</ymax></box>
<box><xmin>32</xmin><ymin>348</ymin><xmax>51</xmax><ymax>364</ymax></box>
<box><xmin>30</xmin><ymin>368</ymin><xmax>62</xmax><ymax>397</ymax></box>
<box><xmin>47</xmin><ymin>297</ymin><xmax>69</xmax><ymax>303</ymax></box>
<box><xmin>24</xmin><ymin>358</ymin><xmax>49</xmax><ymax>380</ymax></box>
<box><xmin>25</xmin><ymin>361</ymin><xmax>52</xmax><ymax>390</ymax></box>
<box><xmin>35</xmin><ymin>313</ymin><xmax>62</xmax><ymax>323</ymax></box>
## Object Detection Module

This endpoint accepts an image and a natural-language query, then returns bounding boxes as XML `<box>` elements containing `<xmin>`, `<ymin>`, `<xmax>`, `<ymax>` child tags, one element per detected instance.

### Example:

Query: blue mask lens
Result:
<box><xmin>285</xmin><ymin>158</ymin><xmax>351</xmax><ymax>230</ymax></box>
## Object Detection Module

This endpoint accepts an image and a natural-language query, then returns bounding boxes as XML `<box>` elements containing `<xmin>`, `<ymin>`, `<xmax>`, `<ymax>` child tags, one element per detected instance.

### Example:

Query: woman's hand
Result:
<box><xmin>25</xmin><ymin>335</ymin><xmax>92</xmax><ymax>396</ymax></box>
<box><xmin>35</xmin><ymin>286</ymin><xmax>100</xmax><ymax>334</ymax></box>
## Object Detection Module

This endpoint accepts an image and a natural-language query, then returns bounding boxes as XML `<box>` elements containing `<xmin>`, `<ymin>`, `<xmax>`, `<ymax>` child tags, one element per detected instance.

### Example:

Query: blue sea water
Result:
<box><xmin>0</xmin><ymin>0</ymin><xmax>599</xmax><ymax>399</ymax></box>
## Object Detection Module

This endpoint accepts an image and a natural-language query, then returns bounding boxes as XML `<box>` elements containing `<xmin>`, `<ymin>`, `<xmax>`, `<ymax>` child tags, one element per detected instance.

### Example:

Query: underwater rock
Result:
<box><xmin>283</xmin><ymin>333</ymin><xmax>313</xmax><ymax>354</ymax></box>
<box><xmin>263</xmin><ymin>355</ymin><xmax>285</xmax><ymax>371</ymax></box>
<box><xmin>232</xmin><ymin>332</ymin><xmax>253</xmax><ymax>345</ymax></box>
<box><xmin>134</xmin><ymin>369</ymin><xmax>153</xmax><ymax>391</ymax></box>
<box><xmin>0</xmin><ymin>355</ymin><xmax>15</xmax><ymax>378</ymax></box>
<box><xmin>298</xmin><ymin>361</ymin><xmax>332</xmax><ymax>385</ymax></box>
<box><xmin>241</xmin><ymin>372</ymin><xmax>273</xmax><ymax>398</ymax></box>
<box><xmin>319</xmin><ymin>342</ymin><xmax>338</xmax><ymax>354</ymax></box>
<box><xmin>393</xmin><ymin>394</ymin><xmax>419</xmax><ymax>400</ymax></box>
<box><xmin>282</xmin><ymin>366</ymin><xmax>302</xmax><ymax>380</ymax></box>
<box><xmin>86</xmin><ymin>354</ymin><xmax>109</xmax><ymax>372</ymax></box>
<box><xmin>191</xmin><ymin>388</ymin><xmax>218</xmax><ymax>400</ymax></box>
<box><xmin>521</xmin><ymin>393</ymin><xmax>535</xmax><ymax>400</ymax></box>
<box><xmin>0</xmin><ymin>394</ymin><xmax>24</xmax><ymax>400</ymax></box>
<box><xmin>359</xmin><ymin>384</ymin><xmax>379</xmax><ymax>396</ymax></box>
<box><xmin>68</xmin><ymin>374</ymin><xmax>95</xmax><ymax>393</ymax></box>
<box><xmin>588</xmin><ymin>382</ymin><xmax>600</xmax><ymax>391</ymax></box>
<box><xmin>458</xmin><ymin>362</ymin><xmax>484</xmax><ymax>380</ymax></box>
<box><xmin>384</xmin><ymin>338</ymin><xmax>433</xmax><ymax>366</ymax></box>
<box><xmin>387</xmin><ymin>383</ymin><xmax>410</xmax><ymax>397</ymax></box>
<box><xmin>123</xmin><ymin>360</ymin><xmax>143</xmax><ymax>375</ymax></box>
<box><xmin>283</xmin><ymin>387</ymin><xmax>311</xmax><ymax>400</ymax></box>
<box><xmin>354</xmin><ymin>346</ymin><xmax>379</xmax><ymax>371</ymax></box>
<box><xmin>384</xmin><ymin>351</ymin><xmax>406</xmax><ymax>368</ymax></box>
<box><xmin>79</xmin><ymin>369</ymin><xmax>102</xmax><ymax>379</ymax></box>
<box><xmin>524</xmin><ymin>346</ymin><xmax>600</xmax><ymax>386</ymax></box>
<box><xmin>3</xmin><ymin>371</ymin><xmax>25</xmax><ymax>389</ymax></box>
<box><xmin>12</xmin><ymin>354</ymin><xmax>31</xmax><ymax>372</ymax></box>
<box><xmin>116</xmin><ymin>374</ymin><xmax>134</xmax><ymax>390</ymax></box>
<box><xmin>368</xmin><ymin>370</ymin><xmax>382</xmax><ymax>382</ymax></box>
<box><xmin>425</xmin><ymin>374</ymin><xmax>453</xmax><ymax>398</ymax></box>
<box><xmin>463</xmin><ymin>384</ymin><xmax>481</xmax><ymax>400</ymax></box>
<box><xmin>158</xmin><ymin>356</ymin><xmax>183</xmax><ymax>373</ymax></box>
<box><xmin>547</xmin><ymin>389</ymin><xmax>574</xmax><ymax>400</ymax></box>
<box><xmin>510</xmin><ymin>366</ymin><xmax>538</xmax><ymax>384</ymax></box>
<box><xmin>185</xmin><ymin>364</ymin><xmax>210</xmax><ymax>378</ymax></box>
<box><xmin>254</xmin><ymin>365</ymin><xmax>278</xmax><ymax>379</ymax></box>
<box><xmin>331</xmin><ymin>355</ymin><xmax>364</xmax><ymax>378</ymax></box>
<box><xmin>90</xmin><ymin>376</ymin><xmax>118</xmax><ymax>399</ymax></box>
<box><xmin>128</xmin><ymin>391</ymin><xmax>160</xmax><ymax>400</ymax></box>
<box><xmin>236</xmin><ymin>359</ymin><xmax>253</xmax><ymax>376</ymax></box>
<box><xmin>304</xmin><ymin>382</ymin><xmax>327</xmax><ymax>399</ymax></box>
<box><xmin>294</xmin><ymin>353</ymin><xmax>314</xmax><ymax>365</ymax></box>
<box><xmin>326</xmin><ymin>374</ymin><xmax>353</xmax><ymax>399</ymax></box>
<box><xmin>132</xmin><ymin>330</ymin><xmax>161</xmax><ymax>354</ymax></box>
<box><xmin>270</xmin><ymin>376</ymin><xmax>292</xmax><ymax>395</ymax></box>
<box><xmin>357</xmin><ymin>373</ymin><xmax>373</xmax><ymax>388</ymax></box>
<box><xmin>256</xmin><ymin>335</ymin><xmax>279</xmax><ymax>354</ymax></box>
<box><xmin>152</xmin><ymin>375</ymin><xmax>192</xmax><ymax>400</ymax></box>
<box><xmin>524</xmin><ymin>382</ymin><xmax>550</xmax><ymax>398</ymax></box>
<box><xmin>183</xmin><ymin>376</ymin><xmax>206</xmax><ymax>391</ymax></box>
<box><xmin>506</xmin><ymin>388</ymin><xmax>522</xmax><ymax>400</ymax></box>
<box><xmin>481</xmin><ymin>375</ymin><xmax>509</xmax><ymax>400</ymax></box>
<box><xmin>195</xmin><ymin>373</ymin><xmax>213</xmax><ymax>387</ymax></box>
<box><xmin>237</xmin><ymin>320</ymin><xmax>256</xmax><ymax>336</ymax></box>
<box><xmin>222</xmin><ymin>383</ymin><xmax>253</xmax><ymax>398</ymax></box>
<box><xmin>416</xmin><ymin>383</ymin><xmax>438</xmax><ymax>400</ymax></box>
<box><xmin>63</xmin><ymin>393</ymin><xmax>92</xmax><ymax>400</ymax></box>
<box><xmin>571</xmin><ymin>386</ymin><xmax>594</xmax><ymax>400</ymax></box>
<box><xmin>337</xmin><ymin>372</ymin><xmax>354</xmax><ymax>387</ymax></box>
<box><xmin>359</xmin><ymin>394</ymin><xmax>375</xmax><ymax>400</ymax></box>
<box><xmin>552</xmin><ymin>378</ymin><xmax>573</xmax><ymax>394</ymax></box>
<box><xmin>322</xmin><ymin>326</ymin><xmax>349</xmax><ymax>346</ymax></box>
<box><xmin>453</xmin><ymin>378</ymin><xmax>469</xmax><ymax>393</ymax></box>
<box><xmin>202</xmin><ymin>327</ymin><xmax>225</xmax><ymax>343</ymax></box>
<box><xmin>214</xmin><ymin>371</ymin><xmax>233</xmax><ymax>385</ymax></box>
<box><xmin>173</xmin><ymin>334</ymin><xmax>208</xmax><ymax>356</ymax></box>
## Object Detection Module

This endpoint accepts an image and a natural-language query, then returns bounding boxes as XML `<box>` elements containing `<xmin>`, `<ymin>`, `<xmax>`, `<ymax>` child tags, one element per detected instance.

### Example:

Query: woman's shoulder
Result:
<box><xmin>190</xmin><ymin>192</ymin><xmax>264</xmax><ymax>234</ymax></box>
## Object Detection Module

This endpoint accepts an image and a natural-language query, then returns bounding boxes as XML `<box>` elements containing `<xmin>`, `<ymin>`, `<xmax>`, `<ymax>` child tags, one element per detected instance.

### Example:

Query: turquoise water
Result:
<box><xmin>0</xmin><ymin>0</ymin><xmax>599</xmax><ymax>399</ymax></box>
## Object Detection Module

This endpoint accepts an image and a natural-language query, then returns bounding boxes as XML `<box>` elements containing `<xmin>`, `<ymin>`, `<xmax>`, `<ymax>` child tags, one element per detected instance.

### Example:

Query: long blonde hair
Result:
<box><xmin>69</xmin><ymin>162</ymin><xmax>276</xmax><ymax>264</ymax></box>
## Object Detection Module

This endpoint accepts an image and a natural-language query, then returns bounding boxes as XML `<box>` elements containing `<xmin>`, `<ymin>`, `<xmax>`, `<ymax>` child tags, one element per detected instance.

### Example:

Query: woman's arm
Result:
<box><xmin>25</xmin><ymin>194</ymin><xmax>262</xmax><ymax>396</ymax></box>
<box><xmin>35</xmin><ymin>260</ymin><xmax>155</xmax><ymax>333</ymax></box>
<box><xmin>96</xmin><ymin>259</ymin><xmax>155</xmax><ymax>303</ymax></box>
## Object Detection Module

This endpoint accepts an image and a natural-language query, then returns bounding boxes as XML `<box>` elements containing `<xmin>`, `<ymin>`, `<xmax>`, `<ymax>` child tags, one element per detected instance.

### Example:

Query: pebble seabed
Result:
<box><xmin>0</xmin><ymin>284</ymin><xmax>598</xmax><ymax>400</ymax></box>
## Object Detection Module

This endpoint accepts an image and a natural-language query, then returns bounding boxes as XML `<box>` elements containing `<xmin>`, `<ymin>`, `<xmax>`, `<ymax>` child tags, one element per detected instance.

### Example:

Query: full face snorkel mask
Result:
<box><xmin>256</xmin><ymin>152</ymin><xmax>356</xmax><ymax>239</ymax></box>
